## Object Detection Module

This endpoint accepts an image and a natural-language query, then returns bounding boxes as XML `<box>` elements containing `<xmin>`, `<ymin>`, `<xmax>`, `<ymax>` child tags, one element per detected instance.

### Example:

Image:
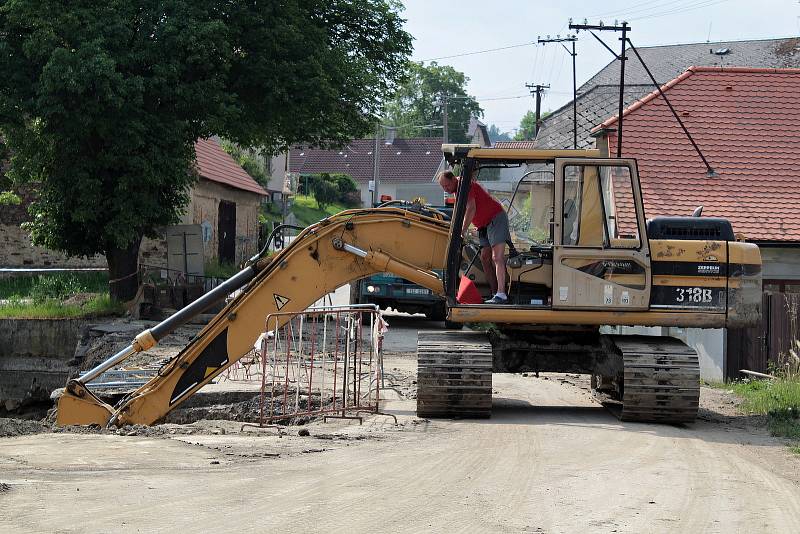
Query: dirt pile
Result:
<box><xmin>165</xmin><ymin>390</ymin><xmax>331</xmax><ymax>426</ymax></box>
<box><xmin>0</xmin><ymin>417</ymin><xmax>48</xmax><ymax>438</ymax></box>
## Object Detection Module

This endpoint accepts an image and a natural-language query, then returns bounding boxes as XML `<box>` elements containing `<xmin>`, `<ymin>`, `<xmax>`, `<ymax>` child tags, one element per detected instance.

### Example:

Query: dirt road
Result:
<box><xmin>1</xmin><ymin>316</ymin><xmax>799</xmax><ymax>533</ymax></box>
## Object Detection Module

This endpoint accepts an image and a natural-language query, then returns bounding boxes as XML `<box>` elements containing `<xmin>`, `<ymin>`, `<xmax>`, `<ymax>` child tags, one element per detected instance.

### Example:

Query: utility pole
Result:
<box><xmin>538</xmin><ymin>34</ymin><xmax>578</xmax><ymax>148</ymax></box>
<box><xmin>437</xmin><ymin>93</ymin><xmax>449</xmax><ymax>144</ymax></box>
<box><xmin>569</xmin><ymin>19</ymin><xmax>630</xmax><ymax>157</ymax></box>
<box><xmin>372</xmin><ymin>123</ymin><xmax>381</xmax><ymax>206</ymax></box>
<box><xmin>525</xmin><ymin>83</ymin><xmax>549</xmax><ymax>137</ymax></box>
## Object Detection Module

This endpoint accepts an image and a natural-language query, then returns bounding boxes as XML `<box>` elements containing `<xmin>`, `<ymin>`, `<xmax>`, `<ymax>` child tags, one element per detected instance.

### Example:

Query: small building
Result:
<box><xmin>185</xmin><ymin>138</ymin><xmax>267</xmax><ymax>265</ymax></box>
<box><xmin>468</xmin><ymin>118</ymin><xmax>491</xmax><ymax>147</ymax></box>
<box><xmin>289</xmin><ymin>137</ymin><xmax>447</xmax><ymax>206</ymax></box>
<box><xmin>591</xmin><ymin>66</ymin><xmax>800</xmax><ymax>380</ymax></box>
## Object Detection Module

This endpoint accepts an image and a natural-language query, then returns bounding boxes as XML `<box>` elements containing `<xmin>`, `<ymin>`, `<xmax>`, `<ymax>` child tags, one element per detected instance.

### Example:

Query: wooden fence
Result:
<box><xmin>726</xmin><ymin>292</ymin><xmax>799</xmax><ymax>380</ymax></box>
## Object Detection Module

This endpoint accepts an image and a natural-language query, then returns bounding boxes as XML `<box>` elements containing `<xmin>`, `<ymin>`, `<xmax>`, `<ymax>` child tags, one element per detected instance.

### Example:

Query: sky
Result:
<box><xmin>401</xmin><ymin>0</ymin><xmax>800</xmax><ymax>135</ymax></box>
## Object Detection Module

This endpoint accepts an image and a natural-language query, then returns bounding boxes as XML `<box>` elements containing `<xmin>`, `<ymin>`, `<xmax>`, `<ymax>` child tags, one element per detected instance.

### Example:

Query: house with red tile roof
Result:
<box><xmin>592</xmin><ymin>66</ymin><xmax>800</xmax><ymax>379</ymax></box>
<box><xmin>536</xmin><ymin>37</ymin><xmax>800</xmax><ymax>150</ymax></box>
<box><xmin>289</xmin><ymin>137</ymin><xmax>447</xmax><ymax>206</ymax></box>
<box><xmin>0</xmin><ymin>137</ymin><xmax>266</xmax><ymax>271</ymax></box>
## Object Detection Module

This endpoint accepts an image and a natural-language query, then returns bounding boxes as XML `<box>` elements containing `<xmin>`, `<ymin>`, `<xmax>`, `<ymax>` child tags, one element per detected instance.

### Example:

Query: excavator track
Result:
<box><xmin>416</xmin><ymin>331</ymin><xmax>493</xmax><ymax>418</ymax></box>
<box><xmin>612</xmin><ymin>335</ymin><xmax>701</xmax><ymax>423</ymax></box>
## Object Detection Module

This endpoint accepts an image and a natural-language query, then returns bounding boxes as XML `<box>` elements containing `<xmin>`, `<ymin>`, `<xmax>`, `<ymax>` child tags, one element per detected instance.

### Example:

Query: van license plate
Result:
<box><xmin>406</xmin><ymin>288</ymin><xmax>429</xmax><ymax>295</ymax></box>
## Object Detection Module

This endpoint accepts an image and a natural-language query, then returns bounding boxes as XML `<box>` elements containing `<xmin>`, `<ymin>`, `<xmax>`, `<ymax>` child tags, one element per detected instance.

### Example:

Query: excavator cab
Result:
<box><xmin>442</xmin><ymin>146</ymin><xmax>652</xmax><ymax>321</ymax></box>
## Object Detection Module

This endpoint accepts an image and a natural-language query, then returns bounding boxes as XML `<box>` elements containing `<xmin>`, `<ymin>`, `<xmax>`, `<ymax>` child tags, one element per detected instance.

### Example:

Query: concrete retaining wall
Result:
<box><xmin>0</xmin><ymin>319</ymin><xmax>86</xmax><ymax>409</ymax></box>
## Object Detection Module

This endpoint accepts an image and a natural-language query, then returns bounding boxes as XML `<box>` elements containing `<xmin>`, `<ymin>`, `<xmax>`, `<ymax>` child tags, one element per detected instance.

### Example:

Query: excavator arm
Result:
<box><xmin>57</xmin><ymin>207</ymin><xmax>452</xmax><ymax>427</ymax></box>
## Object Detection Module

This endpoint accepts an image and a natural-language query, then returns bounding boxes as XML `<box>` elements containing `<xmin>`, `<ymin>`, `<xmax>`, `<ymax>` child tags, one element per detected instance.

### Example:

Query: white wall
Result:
<box><xmin>761</xmin><ymin>247</ymin><xmax>800</xmax><ymax>281</ymax></box>
<box><xmin>395</xmin><ymin>184</ymin><xmax>446</xmax><ymax>204</ymax></box>
<box><xmin>668</xmin><ymin>327</ymin><xmax>725</xmax><ymax>382</ymax></box>
<box><xmin>602</xmin><ymin>325</ymin><xmax>725</xmax><ymax>382</ymax></box>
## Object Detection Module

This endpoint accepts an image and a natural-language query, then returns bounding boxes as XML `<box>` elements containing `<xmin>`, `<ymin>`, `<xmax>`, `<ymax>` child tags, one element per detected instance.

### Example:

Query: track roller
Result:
<box><xmin>610</xmin><ymin>335</ymin><xmax>701</xmax><ymax>423</ymax></box>
<box><xmin>416</xmin><ymin>331</ymin><xmax>493</xmax><ymax>418</ymax></box>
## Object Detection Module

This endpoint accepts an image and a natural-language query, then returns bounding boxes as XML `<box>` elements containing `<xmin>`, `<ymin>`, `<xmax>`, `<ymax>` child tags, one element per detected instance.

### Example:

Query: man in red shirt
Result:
<box><xmin>438</xmin><ymin>170</ymin><xmax>512</xmax><ymax>304</ymax></box>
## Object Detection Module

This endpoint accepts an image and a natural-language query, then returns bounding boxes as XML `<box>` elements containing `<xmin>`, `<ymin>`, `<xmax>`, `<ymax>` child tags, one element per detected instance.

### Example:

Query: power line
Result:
<box><xmin>481</xmin><ymin>95</ymin><xmax>531</xmax><ymax>101</ymax></box>
<box><xmin>584</xmin><ymin>0</ymin><xmax>694</xmax><ymax>20</ymax></box>
<box><xmin>580</xmin><ymin>0</ymin><xmax>730</xmax><ymax>23</ymax></box>
<box><xmin>418</xmin><ymin>41</ymin><xmax>536</xmax><ymax>62</ymax></box>
<box><xmin>628</xmin><ymin>0</ymin><xmax>730</xmax><ymax>21</ymax></box>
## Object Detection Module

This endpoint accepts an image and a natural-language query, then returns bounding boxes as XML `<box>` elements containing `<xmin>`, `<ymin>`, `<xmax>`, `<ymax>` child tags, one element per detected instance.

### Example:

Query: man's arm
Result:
<box><xmin>462</xmin><ymin>197</ymin><xmax>476</xmax><ymax>237</ymax></box>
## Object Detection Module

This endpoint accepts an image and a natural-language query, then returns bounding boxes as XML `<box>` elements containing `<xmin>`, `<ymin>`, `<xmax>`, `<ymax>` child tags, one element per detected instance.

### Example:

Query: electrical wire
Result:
<box><xmin>627</xmin><ymin>0</ymin><xmax>730</xmax><ymax>21</ymax></box>
<box><xmin>584</xmin><ymin>0</ymin><xmax>695</xmax><ymax>20</ymax></box>
<box><xmin>581</xmin><ymin>0</ymin><xmax>731</xmax><ymax>23</ymax></box>
<box><xmin>419</xmin><ymin>41</ymin><xmax>536</xmax><ymax>62</ymax></box>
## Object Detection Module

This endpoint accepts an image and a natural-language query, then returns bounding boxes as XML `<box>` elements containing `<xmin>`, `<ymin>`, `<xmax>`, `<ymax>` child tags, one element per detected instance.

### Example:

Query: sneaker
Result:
<box><xmin>484</xmin><ymin>294</ymin><xmax>508</xmax><ymax>304</ymax></box>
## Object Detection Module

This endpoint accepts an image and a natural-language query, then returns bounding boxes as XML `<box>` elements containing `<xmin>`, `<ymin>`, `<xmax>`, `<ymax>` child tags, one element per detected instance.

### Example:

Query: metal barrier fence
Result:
<box><xmin>245</xmin><ymin>304</ymin><xmax>391</xmax><ymax>426</ymax></box>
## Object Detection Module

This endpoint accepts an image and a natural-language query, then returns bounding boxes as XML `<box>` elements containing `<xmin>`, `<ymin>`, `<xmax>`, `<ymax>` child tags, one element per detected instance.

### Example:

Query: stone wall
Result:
<box><xmin>0</xmin><ymin>318</ymin><xmax>87</xmax><ymax>409</ymax></box>
<box><xmin>0</xmin><ymin>224</ymin><xmax>106</xmax><ymax>268</ymax></box>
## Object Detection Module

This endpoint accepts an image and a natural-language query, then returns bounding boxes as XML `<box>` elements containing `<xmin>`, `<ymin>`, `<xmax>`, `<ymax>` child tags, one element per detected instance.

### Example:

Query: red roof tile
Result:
<box><xmin>289</xmin><ymin>138</ymin><xmax>444</xmax><ymax>184</ymax></box>
<box><xmin>194</xmin><ymin>138</ymin><xmax>268</xmax><ymax>196</ymax></box>
<box><xmin>593</xmin><ymin>67</ymin><xmax>800</xmax><ymax>242</ymax></box>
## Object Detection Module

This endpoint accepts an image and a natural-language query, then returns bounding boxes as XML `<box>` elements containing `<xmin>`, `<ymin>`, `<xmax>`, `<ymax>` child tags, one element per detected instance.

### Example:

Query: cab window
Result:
<box><xmin>562</xmin><ymin>165</ymin><xmax>641</xmax><ymax>249</ymax></box>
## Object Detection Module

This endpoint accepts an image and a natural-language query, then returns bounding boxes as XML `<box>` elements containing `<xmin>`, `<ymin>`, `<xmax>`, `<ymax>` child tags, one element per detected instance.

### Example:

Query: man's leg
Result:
<box><xmin>485</xmin><ymin>211</ymin><xmax>512</xmax><ymax>303</ymax></box>
<box><xmin>479</xmin><ymin>246</ymin><xmax>498</xmax><ymax>295</ymax></box>
<box><xmin>491</xmin><ymin>242</ymin><xmax>507</xmax><ymax>297</ymax></box>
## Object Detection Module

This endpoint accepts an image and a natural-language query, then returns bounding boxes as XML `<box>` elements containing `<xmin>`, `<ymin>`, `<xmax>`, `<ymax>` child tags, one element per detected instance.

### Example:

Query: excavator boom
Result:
<box><xmin>57</xmin><ymin>207</ymin><xmax>451</xmax><ymax>427</ymax></box>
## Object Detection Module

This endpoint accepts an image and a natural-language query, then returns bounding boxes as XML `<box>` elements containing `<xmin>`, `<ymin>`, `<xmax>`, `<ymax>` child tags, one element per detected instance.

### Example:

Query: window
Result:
<box><xmin>602</xmin><ymin>166</ymin><xmax>640</xmax><ymax>248</ymax></box>
<box><xmin>562</xmin><ymin>165</ymin><xmax>640</xmax><ymax>249</ymax></box>
<box><xmin>507</xmin><ymin>171</ymin><xmax>554</xmax><ymax>246</ymax></box>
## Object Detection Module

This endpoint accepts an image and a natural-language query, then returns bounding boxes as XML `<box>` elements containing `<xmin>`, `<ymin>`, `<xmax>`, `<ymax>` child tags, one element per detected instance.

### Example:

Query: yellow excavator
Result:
<box><xmin>56</xmin><ymin>145</ymin><xmax>762</xmax><ymax>427</ymax></box>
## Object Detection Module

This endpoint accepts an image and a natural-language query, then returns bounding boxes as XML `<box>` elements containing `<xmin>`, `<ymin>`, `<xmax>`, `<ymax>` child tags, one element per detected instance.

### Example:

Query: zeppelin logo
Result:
<box><xmin>697</xmin><ymin>264</ymin><xmax>720</xmax><ymax>275</ymax></box>
<box><xmin>602</xmin><ymin>260</ymin><xmax>633</xmax><ymax>270</ymax></box>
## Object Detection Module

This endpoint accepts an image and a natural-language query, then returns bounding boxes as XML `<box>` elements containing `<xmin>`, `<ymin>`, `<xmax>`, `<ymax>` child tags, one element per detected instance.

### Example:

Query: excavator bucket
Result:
<box><xmin>56</xmin><ymin>389</ymin><xmax>114</xmax><ymax>427</ymax></box>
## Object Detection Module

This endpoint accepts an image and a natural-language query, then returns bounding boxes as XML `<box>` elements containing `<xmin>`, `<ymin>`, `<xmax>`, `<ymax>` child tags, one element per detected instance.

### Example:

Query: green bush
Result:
<box><xmin>29</xmin><ymin>274</ymin><xmax>86</xmax><ymax>301</ymax></box>
<box><xmin>0</xmin><ymin>272</ymin><xmax>108</xmax><ymax>300</ymax></box>
<box><xmin>300</xmin><ymin>173</ymin><xmax>360</xmax><ymax>206</ymax></box>
<box><xmin>204</xmin><ymin>259</ymin><xmax>239</xmax><ymax>279</ymax></box>
<box><xmin>314</xmin><ymin>180</ymin><xmax>339</xmax><ymax>209</ymax></box>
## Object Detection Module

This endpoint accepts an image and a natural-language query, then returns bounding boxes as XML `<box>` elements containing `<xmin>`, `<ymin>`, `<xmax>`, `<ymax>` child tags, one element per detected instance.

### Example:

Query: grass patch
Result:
<box><xmin>725</xmin><ymin>379</ymin><xmax>800</xmax><ymax>440</ymax></box>
<box><xmin>790</xmin><ymin>445</ymin><xmax>800</xmax><ymax>455</ymax></box>
<box><xmin>291</xmin><ymin>195</ymin><xmax>348</xmax><ymax>227</ymax></box>
<box><xmin>0</xmin><ymin>271</ymin><xmax>108</xmax><ymax>299</ymax></box>
<box><xmin>0</xmin><ymin>294</ymin><xmax>123</xmax><ymax>319</ymax></box>
<box><xmin>204</xmin><ymin>259</ymin><xmax>239</xmax><ymax>279</ymax></box>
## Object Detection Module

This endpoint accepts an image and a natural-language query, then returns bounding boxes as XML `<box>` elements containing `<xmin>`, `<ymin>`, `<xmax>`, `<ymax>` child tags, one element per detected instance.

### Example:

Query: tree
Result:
<box><xmin>221</xmin><ymin>141</ymin><xmax>270</xmax><ymax>189</ymax></box>
<box><xmin>384</xmin><ymin>62</ymin><xmax>483</xmax><ymax>143</ymax></box>
<box><xmin>514</xmin><ymin>110</ymin><xmax>552</xmax><ymax>141</ymax></box>
<box><xmin>487</xmin><ymin>124</ymin><xmax>512</xmax><ymax>143</ymax></box>
<box><xmin>0</xmin><ymin>1</ymin><xmax>412</xmax><ymax>300</ymax></box>
<box><xmin>313</xmin><ymin>180</ymin><xmax>338</xmax><ymax>210</ymax></box>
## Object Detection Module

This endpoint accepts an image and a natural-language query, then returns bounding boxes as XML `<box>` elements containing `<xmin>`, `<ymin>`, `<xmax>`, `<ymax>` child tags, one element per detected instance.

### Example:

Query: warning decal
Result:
<box><xmin>274</xmin><ymin>293</ymin><xmax>290</xmax><ymax>310</ymax></box>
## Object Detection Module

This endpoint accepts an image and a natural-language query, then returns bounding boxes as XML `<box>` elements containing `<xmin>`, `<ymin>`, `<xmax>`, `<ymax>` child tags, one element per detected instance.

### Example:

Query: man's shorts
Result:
<box><xmin>477</xmin><ymin>211</ymin><xmax>512</xmax><ymax>248</ymax></box>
